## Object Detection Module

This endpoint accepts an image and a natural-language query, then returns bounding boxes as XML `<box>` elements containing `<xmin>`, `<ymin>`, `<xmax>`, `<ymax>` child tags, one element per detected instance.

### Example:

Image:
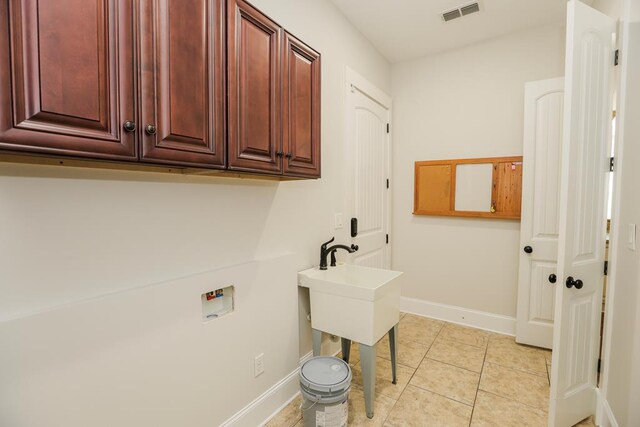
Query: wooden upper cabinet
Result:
<box><xmin>139</xmin><ymin>0</ymin><xmax>225</xmax><ymax>168</ymax></box>
<box><xmin>282</xmin><ymin>32</ymin><xmax>321</xmax><ymax>178</ymax></box>
<box><xmin>227</xmin><ymin>0</ymin><xmax>282</xmax><ymax>173</ymax></box>
<box><xmin>0</xmin><ymin>0</ymin><xmax>321</xmax><ymax>178</ymax></box>
<box><xmin>0</xmin><ymin>0</ymin><xmax>137</xmax><ymax>160</ymax></box>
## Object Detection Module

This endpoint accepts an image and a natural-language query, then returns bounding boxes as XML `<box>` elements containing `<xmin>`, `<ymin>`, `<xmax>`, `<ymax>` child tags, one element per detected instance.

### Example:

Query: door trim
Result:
<box><xmin>345</xmin><ymin>67</ymin><xmax>392</xmax><ymax>268</ymax></box>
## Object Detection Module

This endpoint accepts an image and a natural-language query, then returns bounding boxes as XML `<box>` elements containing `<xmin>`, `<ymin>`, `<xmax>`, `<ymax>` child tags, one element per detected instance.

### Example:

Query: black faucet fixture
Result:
<box><xmin>319</xmin><ymin>237</ymin><xmax>358</xmax><ymax>270</ymax></box>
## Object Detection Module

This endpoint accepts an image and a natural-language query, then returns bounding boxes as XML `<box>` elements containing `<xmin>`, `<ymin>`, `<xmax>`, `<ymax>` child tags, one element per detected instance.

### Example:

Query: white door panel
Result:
<box><xmin>516</xmin><ymin>77</ymin><xmax>564</xmax><ymax>349</ymax></box>
<box><xmin>348</xmin><ymin>87</ymin><xmax>389</xmax><ymax>269</ymax></box>
<box><xmin>549</xmin><ymin>1</ymin><xmax>614</xmax><ymax>426</ymax></box>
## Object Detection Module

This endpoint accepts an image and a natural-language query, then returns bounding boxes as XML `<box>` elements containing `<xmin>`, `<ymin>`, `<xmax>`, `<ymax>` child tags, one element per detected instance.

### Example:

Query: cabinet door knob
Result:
<box><xmin>548</xmin><ymin>274</ymin><xmax>557</xmax><ymax>284</ymax></box>
<box><xmin>145</xmin><ymin>124</ymin><xmax>157</xmax><ymax>135</ymax></box>
<box><xmin>123</xmin><ymin>121</ymin><xmax>136</xmax><ymax>132</ymax></box>
<box><xmin>285</xmin><ymin>152</ymin><xmax>293</xmax><ymax>159</ymax></box>
<box><xmin>276</xmin><ymin>151</ymin><xmax>284</xmax><ymax>157</ymax></box>
<box><xmin>524</xmin><ymin>246</ymin><xmax>533</xmax><ymax>254</ymax></box>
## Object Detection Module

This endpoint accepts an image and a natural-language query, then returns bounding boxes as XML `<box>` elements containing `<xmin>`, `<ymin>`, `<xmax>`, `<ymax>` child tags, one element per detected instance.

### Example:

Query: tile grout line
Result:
<box><xmin>485</xmin><ymin>360</ymin><xmax>549</xmax><ymax>379</ymax></box>
<box><xmin>381</xmin><ymin>319</ymin><xmax>446</xmax><ymax>425</ymax></box>
<box><xmin>424</xmin><ymin>333</ymin><xmax>489</xmax><ymax>374</ymax></box>
<box><xmin>467</xmin><ymin>336</ymin><xmax>488</xmax><ymax>427</ymax></box>
<box><xmin>407</xmin><ymin>380</ymin><xmax>475</xmax><ymax>408</ymax></box>
<box><xmin>378</xmin><ymin>319</ymin><xmax>424</xmax><ymax>427</ymax></box>
<box><xmin>403</xmin><ymin>322</ymin><xmax>480</xmax><ymax>405</ymax></box>
<box><xmin>478</xmin><ymin>389</ymin><xmax>549</xmax><ymax>413</ymax></box>
<box><xmin>482</xmin><ymin>352</ymin><xmax>549</xmax><ymax>378</ymax></box>
<box><xmin>422</xmin><ymin>353</ymin><xmax>485</xmax><ymax>375</ymax></box>
<box><xmin>433</xmin><ymin>331</ymin><xmax>490</xmax><ymax>348</ymax></box>
<box><xmin>546</xmin><ymin>360</ymin><xmax>551</xmax><ymax>386</ymax></box>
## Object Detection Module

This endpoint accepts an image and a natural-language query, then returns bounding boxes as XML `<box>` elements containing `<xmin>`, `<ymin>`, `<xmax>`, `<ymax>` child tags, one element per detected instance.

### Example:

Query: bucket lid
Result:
<box><xmin>300</xmin><ymin>356</ymin><xmax>352</xmax><ymax>394</ymax></box>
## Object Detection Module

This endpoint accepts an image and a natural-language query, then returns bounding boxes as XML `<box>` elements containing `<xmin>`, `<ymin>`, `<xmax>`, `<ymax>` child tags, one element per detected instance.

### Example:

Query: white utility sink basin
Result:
<box><xmin>298</xmin><ymin>264</ymin><xmax>403</xmax><ymax>346</ymax></box>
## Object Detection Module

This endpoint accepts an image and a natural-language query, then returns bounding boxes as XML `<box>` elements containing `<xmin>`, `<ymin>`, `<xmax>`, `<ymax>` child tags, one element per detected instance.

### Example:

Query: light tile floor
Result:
<box><xmin>266</xmin><ymin>313</ymin><xmax>596</xmax><ymax>427</ymax></box>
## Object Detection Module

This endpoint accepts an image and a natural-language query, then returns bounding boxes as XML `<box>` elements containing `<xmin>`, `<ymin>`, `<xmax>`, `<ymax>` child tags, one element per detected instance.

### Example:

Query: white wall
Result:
<box><xmin>0</xmin><ymin>0</ymin><xmax>391</xmax><ymax>425</ymax></box>
<box><xmin>391</xmin><ymin>24</ymin><xmax>565</xmax><ymax>319</ymax></box>
<box><xmin>598</xmin><ymin>0</ymin><xmax>640</xmax><ymax>425</ymax></box>
<box><xmin>593</xmin><ymin>0</ymin><xmax>625</xmax><ymax>21</ymax></box>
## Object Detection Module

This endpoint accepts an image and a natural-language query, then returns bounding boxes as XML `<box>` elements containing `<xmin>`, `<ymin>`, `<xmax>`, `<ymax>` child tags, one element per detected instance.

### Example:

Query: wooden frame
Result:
<box><xmin>413</xmin><ymin>156</ymin><xmax>523</xmax><ymax>220</ymax></box>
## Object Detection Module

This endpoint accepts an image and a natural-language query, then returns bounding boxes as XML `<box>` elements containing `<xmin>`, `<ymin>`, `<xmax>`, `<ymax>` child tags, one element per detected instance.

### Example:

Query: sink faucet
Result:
<box><xmin>319</xmin><ymin>237</ymin><xmax>358</xmax><ymax>270</ymax></box>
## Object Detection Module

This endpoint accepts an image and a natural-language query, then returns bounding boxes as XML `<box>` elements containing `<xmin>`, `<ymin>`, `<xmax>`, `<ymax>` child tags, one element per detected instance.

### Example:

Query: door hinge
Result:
<box><xmin>604</xmin><ymin>260</ymin><xmax>608</xmax><ymax>276</ymax></box>
<box><xmin>597</xmin><ymin>358</ymin><xmax>602</xmax><ymax>373</ymax></box>
<box><xmin>614</xmin><ymin>49</ymin><xmax>619</xmax><ymax>66</ymax></box>
<box><xmin>386</xmin><ymin>178</ymin><xmax>389</xmax><ymax>189</ymax></box>
<box><xmin>386</xmin><ymin>234</ymin><xmax>389</xmax><ymax>244</ymax></box>
<box><xmin>610</xmin><ymin>157</ymin><xmax>615</xmax><ymax>172</ymax></box>
<box><xmin>386</xmin><ymin>123</ymin><xmax>390</xmax><ymax>133</ymax></box>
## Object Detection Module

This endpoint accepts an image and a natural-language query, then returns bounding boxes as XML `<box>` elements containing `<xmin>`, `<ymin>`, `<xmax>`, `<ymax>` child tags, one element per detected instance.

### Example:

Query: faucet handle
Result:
<box><xmin>321</xmin><ymin>237</ymin><xmax>335</xmax><ymax>249</ymax></box>
<box><xmin>330</xmin><ymin>249</ymin><xmax>338</xmax><ymax>267</ymax></box>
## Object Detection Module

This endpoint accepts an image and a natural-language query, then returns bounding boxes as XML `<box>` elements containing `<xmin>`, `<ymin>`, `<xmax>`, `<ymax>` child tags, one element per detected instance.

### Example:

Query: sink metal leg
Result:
<box><xmin>312</xmin><ymin>328</ymin><xmax>322</xmax><ymax>357</ymax></box>
<box><xmin>359</xmin><ymin>343</ymin><xmax>376</xmax><ymax>419</ymax></box>
<box><xmin>389</xmin><ymin>323</ymin><xmax>398</xmax><ymax>385</ymax></box>
<box><xmin>341</xmin><ymin>338</ymin><xmax>351</xmax><ymax>363</ymax></box>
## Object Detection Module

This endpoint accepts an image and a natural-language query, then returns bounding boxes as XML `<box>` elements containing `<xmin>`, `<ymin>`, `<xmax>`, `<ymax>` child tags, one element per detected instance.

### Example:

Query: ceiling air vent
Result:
<box><xmin>460</xmin><ymin>3</ymin><xmax>480</xmax><ymax>16</ymax></box>
<box><xmin>442</xmin><ymin>9</ymin><xmax>462</xmax><ymax>22</ymax></box>
<box><xmin>441</xmin><ymin>2</ymin><xmax>481</xmax><ymax>22</ymax></box>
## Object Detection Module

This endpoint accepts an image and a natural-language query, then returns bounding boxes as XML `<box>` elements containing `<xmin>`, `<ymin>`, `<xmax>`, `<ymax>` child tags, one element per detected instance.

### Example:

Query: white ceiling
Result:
<box><xmin>330</xmin><ymin>0</ymin><xmax>588</xmax><ymax>63</ymax></box>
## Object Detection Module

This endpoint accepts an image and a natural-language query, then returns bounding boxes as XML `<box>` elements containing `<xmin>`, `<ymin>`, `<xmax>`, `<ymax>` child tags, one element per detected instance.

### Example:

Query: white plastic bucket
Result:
<box><xmin>299</xmin><ymin>356</ymin><xmax>352</xmax><ymax>427</ymax></box>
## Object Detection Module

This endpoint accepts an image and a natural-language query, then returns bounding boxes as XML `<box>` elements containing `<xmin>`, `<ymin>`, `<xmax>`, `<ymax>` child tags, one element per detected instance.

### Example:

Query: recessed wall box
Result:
<box><xmin>201</xmin><ymin>286</ymin><xmax>234</xmax><ymax>321</ymax></box>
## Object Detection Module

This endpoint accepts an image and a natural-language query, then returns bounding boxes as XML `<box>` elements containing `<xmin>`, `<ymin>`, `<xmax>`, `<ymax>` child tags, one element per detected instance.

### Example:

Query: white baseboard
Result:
<box><xmin>400</xmin><ymin>296</ymin><xmax>516</xmax><ymax>336</ymax></box>
<box><xmin>219</xmin><ymin>368</ymin><xmax>300</xmax><ymax>427</ymax></box>
<box><xmin>299</xmin><ymin>350</ymin><xmax>314</xmax><ymax>366</ymax></box>
<box><xmin>596</xmin><ymin>388</ymin><xmax>619</xmax><ymax>427</ymax></box>
<box><xmin>220</xmin><ymin>352</ymin><xmax>314</xmax><ymax>427</ymax></box>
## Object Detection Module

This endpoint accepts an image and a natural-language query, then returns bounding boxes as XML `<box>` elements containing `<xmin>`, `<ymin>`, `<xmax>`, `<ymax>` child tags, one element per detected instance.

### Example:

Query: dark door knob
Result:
<box><xmin>285</xmin><ymin>152</ymin><xmax>293</xmax><ymax>159</ymax></box>
<box><xmin>145</xmin><ymin>124</ymin><xmax>156</xmax><ymax>135</ymax></box>
<box><xmin>548</xmin><ymin>274</ymin><xmax>557</xmax><ymax>284</ymax></box>
<box><xmin>524</xmin><ymin>246</ymin><xmax>533</xmax><ymax>254</ymax></box>
<box><xmin>123</xmin><ymin>121</ymin><xmax>136</xmax><ymax>132</ymax></box>
<box><xmin>566</xmin><ymin>276</ymin><xmax>584</xmax><ymax>289</ymax></box>
<box><xmin>276</xmin><ymin>151</ymin><xmax>284</xmax><ymax>157</ymax></box>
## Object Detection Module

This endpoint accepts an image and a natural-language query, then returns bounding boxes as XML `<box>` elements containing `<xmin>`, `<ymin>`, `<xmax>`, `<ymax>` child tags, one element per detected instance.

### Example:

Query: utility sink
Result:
<box><xmin>298</xmin><ymin>264</ymin><xmax>403</xmax><ymax>346</ymax></box>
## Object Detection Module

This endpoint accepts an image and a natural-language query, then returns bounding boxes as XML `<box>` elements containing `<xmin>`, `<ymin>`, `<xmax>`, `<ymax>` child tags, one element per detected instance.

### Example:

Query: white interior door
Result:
<box><xmin>516</xmin><ymin>77</ymin><xmax>564</xmax><ymax>349</ymax></box>
<box><xmin>348</xmin><ymin>85</ymin><xmax>390</xmax><ymax>268</ymax></box>
<box><xmin>549</xmin><ymin>1</ymin><xmax>614</xmax><ymax>426</ymax></box>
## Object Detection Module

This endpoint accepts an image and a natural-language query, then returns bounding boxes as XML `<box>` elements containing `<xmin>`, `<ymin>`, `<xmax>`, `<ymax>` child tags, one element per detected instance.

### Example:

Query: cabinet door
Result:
<box><xmin>0</xmin><ymin>0</ymin><xmax>137</xmax><ymax>160</ymax></box>
<box><xmin>139</xmin><ymin>0</ymin><xmax>225</xmax><ymax>168</ymax></box>
<box><xmin>227</xmin><ymin>0</ymin><xmax>282</xmax><ymax>173</ymax></box>
<box><xmin>282</xmin><ymin>32</ymin><xmax>321</xmax><ymax>178</ymax></box>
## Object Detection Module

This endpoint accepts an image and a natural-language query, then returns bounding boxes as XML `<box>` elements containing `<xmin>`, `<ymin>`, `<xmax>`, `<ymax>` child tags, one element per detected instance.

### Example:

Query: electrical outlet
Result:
<box><xmin>254</xmin><ymin>353</ymin><xmax>265</xmax><ymax>377</ymax></box>
<box><xmin>334</xmin><ymin>213</ymin><xmax>343</xmax><ymax>229</ymax></box>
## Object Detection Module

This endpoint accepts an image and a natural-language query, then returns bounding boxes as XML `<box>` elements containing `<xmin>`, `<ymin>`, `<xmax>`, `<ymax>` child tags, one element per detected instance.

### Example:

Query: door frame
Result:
<box><xmin>345</xmin><ymin>67</ymin><xmax>393</xmax><ymax>268</ymax></box>
<box><xmin>595</xmin><ymin>6</ymin><xmax>629</xmax><ymax>426</ymax></box>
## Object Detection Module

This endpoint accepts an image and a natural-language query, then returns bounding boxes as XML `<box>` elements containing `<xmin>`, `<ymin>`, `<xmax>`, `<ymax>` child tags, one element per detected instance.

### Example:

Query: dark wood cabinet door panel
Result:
<box><xmin>227</xmin><ymin>0</ymin><xmax>282</xmax><ymax>173</ymax></box>
<box><xmin>0</xmin><ymin>0</ymin><xmax>137</xmax><ymax>159</ymax></box>
<box><xmin>282</xmin><ymin>32</ymin><xmax>320</xmax><ymax>178</ymax></box>
<box><xmin>139</xmin><ymin>0</ymin><xmax>225</xmax><ymax>168</ymax></box>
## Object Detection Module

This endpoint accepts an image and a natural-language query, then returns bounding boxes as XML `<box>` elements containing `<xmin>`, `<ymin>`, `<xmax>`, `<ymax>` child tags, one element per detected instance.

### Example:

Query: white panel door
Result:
<box><xmin>516</xmin><ymin>77</ymin><xmax>564</xmax><ymax>349</ymax></box>
<box><xmin>549</xmin><ymin>1</ymin><xmax>614</xmax><ymax>426</ymax></box>
<box><xmin>349</xmin><ymin>87</ymin><xmax>389</xmax><ymax>268</ymax></box>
